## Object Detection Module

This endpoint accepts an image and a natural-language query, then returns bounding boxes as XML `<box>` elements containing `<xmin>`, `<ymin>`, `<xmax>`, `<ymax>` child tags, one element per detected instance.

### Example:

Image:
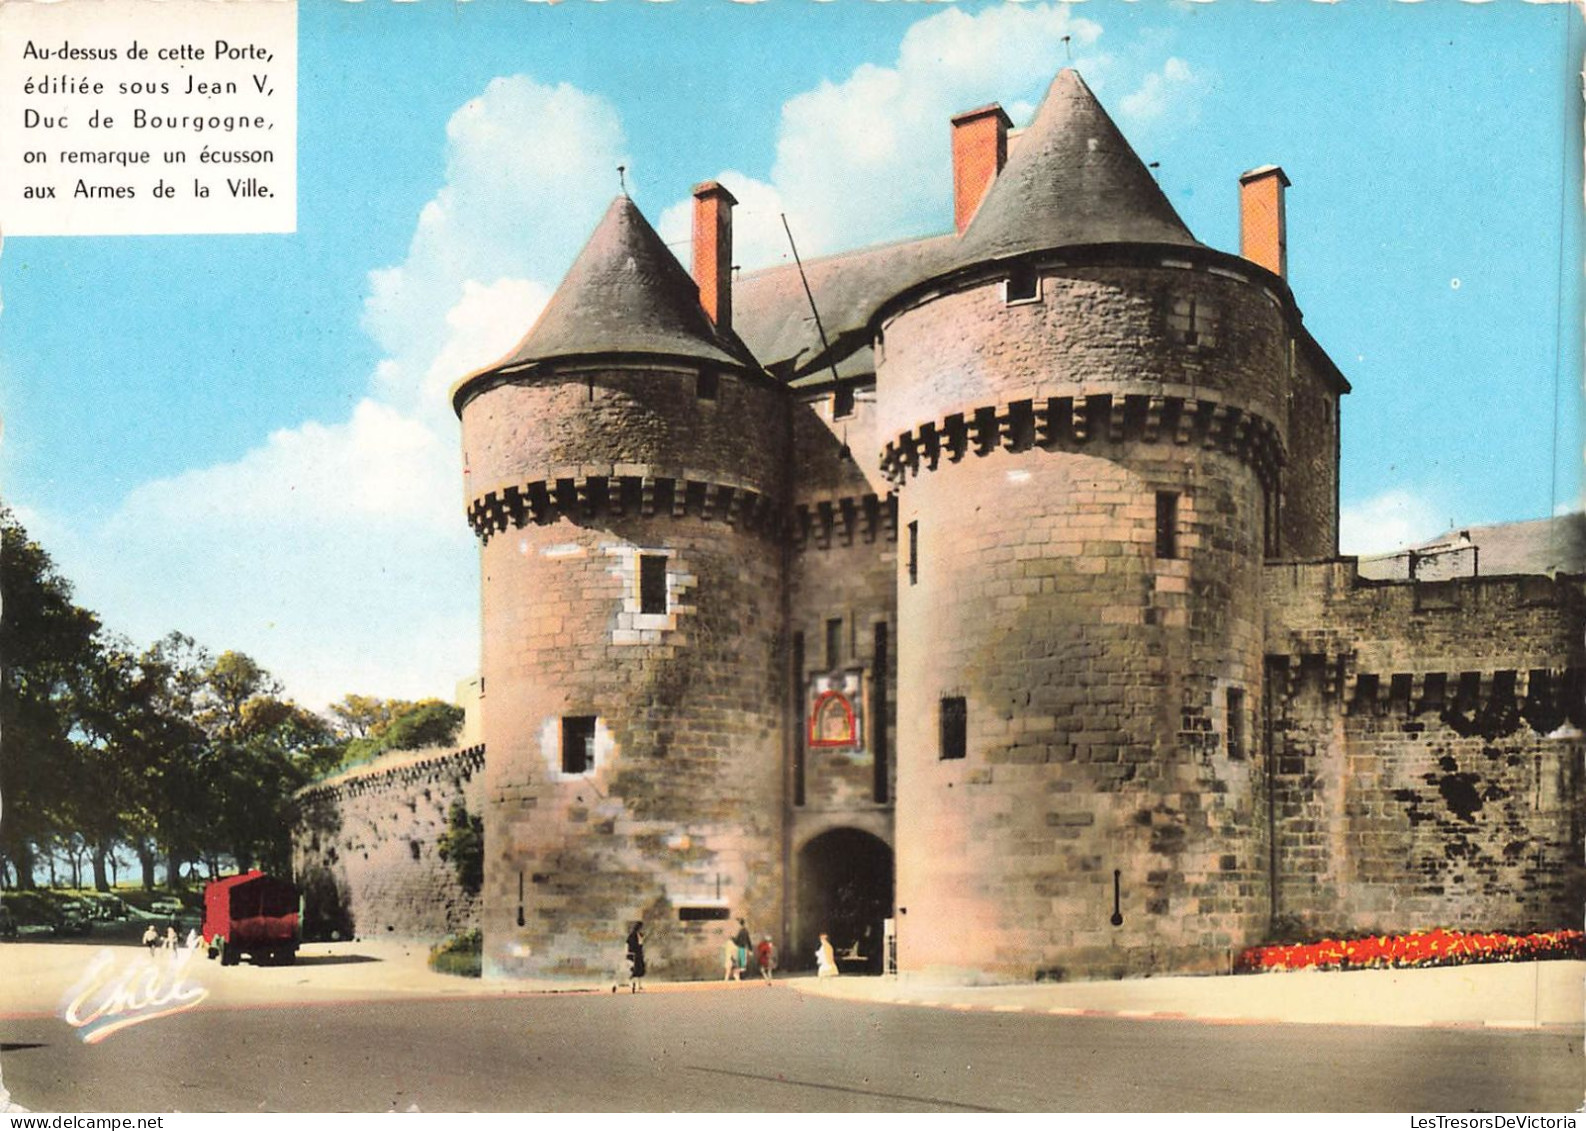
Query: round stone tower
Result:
<box><xmin>881</xmin><ymin>71</ymin><xmax>1294</xmax><ymax>980</ymax></box>
<box><xmin>452</xmin><ymin>192</ymin><xmax>789</xmax><ymax>980</ymax></box>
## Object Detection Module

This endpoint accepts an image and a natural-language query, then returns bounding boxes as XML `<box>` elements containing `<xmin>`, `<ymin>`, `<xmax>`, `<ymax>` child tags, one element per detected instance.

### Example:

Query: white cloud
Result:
<box><xmin>1119</xmin><ymin>57</ymin><xmax>1205</xmax><ymax>125</ymax></box>
<box><xmin>36</xmin><ymin>76</ymin><xmax>630</xmax><ymax>710</ymax></box>
<box><xmin>410</xmin><ymin>277</ymin><xmax>554</xmax><ymax>420</ymax></box>
<box><xmin>1339</xmin><ymin>490</ymin><xmax>1449</xmax><ymax>556</ymax></box>
<box><xmin>684</xmin><ymin>2</ymin><xmax>1107</xmax><ymax>261</ymax></box>
<box><xmin>364</xmin><ymin>75</ymin><xmax>629</xmax><ymax>414</ymax></box>
<box><xmin>663</xmin><ymin>3</ymin><xmax>1208</xmax><ymax>269</ymax></box>
<box><xmin>112</xmin><ymin>400</ymin><xmax>457</xmax><ymax>533</ymax></box>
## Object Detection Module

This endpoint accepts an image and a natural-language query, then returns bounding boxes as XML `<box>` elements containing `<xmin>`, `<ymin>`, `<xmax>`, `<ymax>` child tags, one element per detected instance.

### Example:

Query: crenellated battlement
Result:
<box><xmin>791</xmin><ymin>492</ymin><xmax>897</xmax><ymax>550</ymax></box>
<box><xmin>298</xmin><ymin>743</ymin><xmax>486</xmax><ymax>805</ymax></box>
<box><xmin>879</xmin><ymin>391</ymin><xmax>1284</xmax><ymax>489</ymax></box>
<box><xmin>1266</xmin><ymin>651</ymin><xmax>1582</xmax><ymax>728</ymax></box>
<box><xmin>466</xmin><ymin>467</ymin><xmax>782</xmax><ymax>542</ymax></box>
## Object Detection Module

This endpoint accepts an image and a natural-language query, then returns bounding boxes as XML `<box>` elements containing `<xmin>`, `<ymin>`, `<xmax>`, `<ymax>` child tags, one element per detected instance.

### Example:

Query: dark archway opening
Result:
<box><xmin>795</xmin><ymin>828</ymin><xmax>893</xmax><ymax>974</ymax></box>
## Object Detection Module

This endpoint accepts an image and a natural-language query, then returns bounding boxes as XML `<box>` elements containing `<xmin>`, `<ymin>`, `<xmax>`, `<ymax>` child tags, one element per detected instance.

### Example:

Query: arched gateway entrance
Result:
<box><xmin>795</xmin><ymin>828</ymin><xmax>893</xmax><ymax>974</ymax></box>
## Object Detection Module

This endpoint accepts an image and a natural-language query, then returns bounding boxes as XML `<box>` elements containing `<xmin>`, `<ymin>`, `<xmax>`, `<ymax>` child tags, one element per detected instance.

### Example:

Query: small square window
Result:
<box><xmin>940</xmin><ymin>696</ymin><xmax>966</xmax><ymax>760</ymax></box>
<box><xmin>1005</xmin><ymin>267</ymin><xmax>1039</xmax><ymax>304</ymax></box>
<box><xmin>1167</xmin><ymin>295</ymin><xmax>1218</xmax><ymax>349</ymax></box>
<box><xmin>833</xmin><ymin>384</ymin><xmax>855</xmax><ymax>419</ymax></box>
<box><xmin>639</xmin><ymin>554</ymin><xmax>668</xmax><ymax>615</ymax></box>
<box><xmin>562</xmin><ymin>716</ymin><xmax>596</xmax><ymax>774</ymax></box>
<box><xmin>697</xmin><ymin>368</ymin><xmax>719</xmax><ymax>401</ymax></box>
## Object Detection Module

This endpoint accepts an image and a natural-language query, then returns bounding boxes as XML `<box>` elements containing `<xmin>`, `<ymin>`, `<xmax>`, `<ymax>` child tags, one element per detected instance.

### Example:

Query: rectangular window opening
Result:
<box><xmin>1005</xmin><ymin>266</ymin><xmax>1039</xmax><ymax>304</ymax></box>
<box><xmin>562</xmin><ymin>715</ymin><xmax>596</xmax><ymax>774</ymax></box>
<box><xmin>833</xmin><ymin>383</ymin><xmax>855</xmax><ymax>419</ymax></box>
<box><xmin>1226</xmin><ymin>688</ymin><xmax>1246</xmax><ymax>760</ymax></box>
<box><xmin>1263</xmin><ymin>485</ymin><xmax>1280</xmax><ymax>558</ymax></box>
<box><xmin>940</xmin><ymin>696</ymin><xmax>967</xmax><ymax>761</ymax></box>
<box><xmin>825</xmin><ymin>617</ymin><xmax>844</xmax><ymax>671</ymax></box>
<box><xmin>1167</xmin><ymin>295</ymin><xmax>1218</xmax><ymax>348</ymax></box>
<box><xmin>639</xmin><ymin>553</ymin><xmax>668</xmax><ymax>615</ymax></box>
<box><xmin>907</xmin><ymin>521</ymin><xmax>919</xmax><ymax>585</ymax></box>
<box><xmin>696</xmin><ymin>368</ymin><xmax>719</xmax><ymax>401</ymax></box>
<box><xmin>1155</xmin><ymin>492</ymin><xmax>1179</xmax><ymax>559</ymax></box>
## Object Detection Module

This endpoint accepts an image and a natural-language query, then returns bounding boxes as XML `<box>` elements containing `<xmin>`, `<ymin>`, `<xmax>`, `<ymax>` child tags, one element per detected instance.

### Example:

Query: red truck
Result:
<box><xmin>203</xmin><ymin>871</ymin><xmax>300</xmax><ymax>966</ymax></box>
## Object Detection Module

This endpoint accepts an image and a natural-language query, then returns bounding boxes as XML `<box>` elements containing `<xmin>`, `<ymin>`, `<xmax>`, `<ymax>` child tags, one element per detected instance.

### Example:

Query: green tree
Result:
<box><xmin>209</xmin><ymin>690</ymin><xmax>339</xmax><ymax>874</ymax></box>
<box><xmin>0</xmin><ymin>509</ymin><xmax>102</xmax><ymax>889</ymax></box>
<box><xmin>327</xmin><ymin>693</ymin><xmax>395</xmax><ymax>740</ymax></box>
<box><xmin>332</xmin><ymin>697</ymin><xmax>464</xmax><ymax>768</ymax></box>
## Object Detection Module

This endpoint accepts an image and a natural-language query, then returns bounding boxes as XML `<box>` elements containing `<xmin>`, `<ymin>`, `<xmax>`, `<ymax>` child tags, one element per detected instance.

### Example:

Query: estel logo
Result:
<box><xmin>62</xmin><ymin>946</ymin><xmax>209</xmax><ymax>1044</ymax></box>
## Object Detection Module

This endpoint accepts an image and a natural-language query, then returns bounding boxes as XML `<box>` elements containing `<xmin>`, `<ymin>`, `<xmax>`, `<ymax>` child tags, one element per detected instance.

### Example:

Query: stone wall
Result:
<box><xmin>1263</xmin><ymin>562</ymin><xmax>1585</xmax><ymax>936</ymax></box>
<box><xmin>293</xmin><ymin>744</ymin><xmax>485</xmax><ymax>942</ymax></box>
<box><xmin>1281</xmin><ymin>341</ymin><xmax>1341</xmax><ymax>560</ymax></box>
<box><xmin>789</xmin><ymin>393</ymin><xmax>898</xmax><ymax>819</ymax></box>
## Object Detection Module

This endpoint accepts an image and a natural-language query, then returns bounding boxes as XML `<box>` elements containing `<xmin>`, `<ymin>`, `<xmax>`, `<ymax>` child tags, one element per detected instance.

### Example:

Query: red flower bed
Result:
<box><xmin>1236</xmin><ymin>928</ymin><xmax>1586</xmax><ymax>973</ymax></box>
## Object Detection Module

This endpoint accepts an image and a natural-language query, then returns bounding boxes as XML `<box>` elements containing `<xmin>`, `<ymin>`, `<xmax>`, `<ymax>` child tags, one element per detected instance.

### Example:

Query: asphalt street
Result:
<box><xmin>2</xmin><ymin>982</ymin><xmax>1578</xmax><ymax>1112</ymax></box>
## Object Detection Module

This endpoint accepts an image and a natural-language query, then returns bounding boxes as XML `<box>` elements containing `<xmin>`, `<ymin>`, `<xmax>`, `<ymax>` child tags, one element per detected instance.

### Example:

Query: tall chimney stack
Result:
<box><xmin>1239</xmin><ymin>165</ymin><xmax>1290</xmax><ymax>279</ymax></box>
<box><xmin>692</xmin><ymin>180</ymin><xmax>737</xmax><ymax>329</ymax></box>
<box><xmin>951</xmin><ymin>104</ymin><xmax>1012</xmax><ymax>235</ymax></box>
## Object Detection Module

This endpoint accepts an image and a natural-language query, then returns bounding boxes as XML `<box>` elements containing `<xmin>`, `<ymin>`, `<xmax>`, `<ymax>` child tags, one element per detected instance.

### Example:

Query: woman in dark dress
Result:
<box><xmin>626</xmin><ymin>921</ymin><xmax>646</xmax><ymax>992</ymax></box>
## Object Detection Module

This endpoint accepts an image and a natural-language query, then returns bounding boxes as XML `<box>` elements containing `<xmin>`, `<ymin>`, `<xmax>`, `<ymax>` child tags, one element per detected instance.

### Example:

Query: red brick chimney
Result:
<box><xmin>1239</xmin><ymin>165</ymin><xmax>1290</xmax><ymax>279</ymax></box>
<box><xmin>951</xmin><ymin>104</ymin><xmax>1012</xmax><ymax>235</ymax></box>
<box><xmin>691</xmin><ymin>180</ymin><xmax>736</xmax><ymax>329</ymax></box>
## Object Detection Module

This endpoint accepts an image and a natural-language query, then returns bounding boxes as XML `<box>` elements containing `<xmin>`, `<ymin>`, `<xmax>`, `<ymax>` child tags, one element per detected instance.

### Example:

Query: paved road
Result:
<box><xmin>2</xmin><ymin>984</ymin><xmax>1578</xmax><ymax>1111</ymax></box>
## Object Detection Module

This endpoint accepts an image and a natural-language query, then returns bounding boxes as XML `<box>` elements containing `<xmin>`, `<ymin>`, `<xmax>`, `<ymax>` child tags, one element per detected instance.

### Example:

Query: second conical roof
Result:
<box><xmin>957</xmin><ymin>69</ymin><xmax>1201</xmax><ymax>261</ymax></box>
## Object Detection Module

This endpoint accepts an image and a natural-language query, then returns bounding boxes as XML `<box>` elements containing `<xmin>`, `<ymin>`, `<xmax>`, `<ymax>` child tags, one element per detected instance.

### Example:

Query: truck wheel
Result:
<box><xmin>221</xmin><ymin>942</ymin><xmax>239</xmax><ymax>966</ymax></box>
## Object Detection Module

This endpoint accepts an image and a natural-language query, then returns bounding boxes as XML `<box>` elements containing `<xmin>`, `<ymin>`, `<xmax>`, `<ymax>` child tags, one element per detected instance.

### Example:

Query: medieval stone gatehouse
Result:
<box><xmin>300</xmin><ymin>68</ymin><xmax>1583</xmax><ymax>983</ymax></box>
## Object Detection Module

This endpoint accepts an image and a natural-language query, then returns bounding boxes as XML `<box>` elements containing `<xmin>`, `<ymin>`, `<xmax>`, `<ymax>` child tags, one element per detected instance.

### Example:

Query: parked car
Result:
<box><xmin>51</xmin><ymin>902</ymin><xmax>93</xmax><ymax>937</ymax></box>
<box><xmin>88</xmin><ymin>895</ymin><xmax>131</xmax><ymax>921</ymax></box>
<box><xmin>149</xmin><ymin>897</ymin><xmax>184</xmax><ymax>916</ymax></box>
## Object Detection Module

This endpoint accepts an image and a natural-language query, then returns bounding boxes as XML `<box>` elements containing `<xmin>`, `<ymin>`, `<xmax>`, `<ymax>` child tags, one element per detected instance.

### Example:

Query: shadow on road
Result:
<box><xmin>291</xmin><ymin>953</ymin><xmax>380</xmax><ymax>966</ymax></box>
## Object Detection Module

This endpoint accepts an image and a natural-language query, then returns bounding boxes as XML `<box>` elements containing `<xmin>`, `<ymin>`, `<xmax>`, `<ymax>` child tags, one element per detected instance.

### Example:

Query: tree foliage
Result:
<box><xmin>331</xmin><ymin>696</ymin><xmax>465</xmax><ymax>768</ymax></box>
<box><xmin>0</xmin><ymin>509</ymin><xmax>345</xmax><ymax>889</ymax></box>
<box><xmin>0</xmin><ymin>509</ymin><xmax>101</xmax><ymax>888</ymax></box>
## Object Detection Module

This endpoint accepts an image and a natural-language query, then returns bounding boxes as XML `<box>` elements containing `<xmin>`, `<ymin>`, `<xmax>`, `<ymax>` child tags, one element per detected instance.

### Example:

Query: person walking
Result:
<box><xmin>142</xmin><ymin>924</ymin><xmax>159</xmax><ymax>954</ymax></box>
<box><xmin>723</xmin><ymin>935</ymin><xmax>740</xmax><ymax>982</ymax></box>
<box><xmin>731</xmin><ymin>918</ymin><xmax>752</xmax><ymax>978</ymax></box>
<box><xmin>755</xmin><ymin>935</ymin><xmax>776</xmax><ymax>984</ymax></box>
<box><xmin>816</xmin><ymin>932</ymin><xmax>839</xmax><ymax>978</ymax></box>
<box><xmin>625</xmin><ymin>921</ymin><xmax>646</xmax><ymax>993</ymax></box>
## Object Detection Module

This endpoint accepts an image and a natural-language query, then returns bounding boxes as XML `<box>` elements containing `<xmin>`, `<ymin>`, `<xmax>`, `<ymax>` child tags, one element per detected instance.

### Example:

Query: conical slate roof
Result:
<box><xmin>956</xmin><ymin>69</ymin><xmax>1201</xmax><ymax>261</ymax></box>
<box><xmin>483</xmin><ymin>195</ymin><xmax>752</xmax><ymax>375</ymax></box>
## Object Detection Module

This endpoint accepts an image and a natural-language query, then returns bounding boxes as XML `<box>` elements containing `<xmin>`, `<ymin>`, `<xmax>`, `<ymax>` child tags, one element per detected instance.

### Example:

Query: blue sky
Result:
<box><xmin>1</xmin><ymin>0</ymin><xmax>1579</xmax><ymax>710</ymax></box>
